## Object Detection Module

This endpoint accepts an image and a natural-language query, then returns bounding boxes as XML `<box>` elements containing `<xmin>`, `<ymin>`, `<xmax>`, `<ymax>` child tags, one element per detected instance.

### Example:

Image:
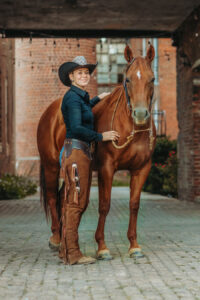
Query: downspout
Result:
<box><xmin>153</xmin><ymin>38</ymin><xmax>159</xmax><ymax>112</ymax></box>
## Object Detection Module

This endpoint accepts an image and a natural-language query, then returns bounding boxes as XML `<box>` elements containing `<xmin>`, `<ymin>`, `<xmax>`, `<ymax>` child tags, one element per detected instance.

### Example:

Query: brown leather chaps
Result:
<box><xmin>59</xmin><ymin>139</ymin><xmax>92</xmax><ymax>264</ymax></box>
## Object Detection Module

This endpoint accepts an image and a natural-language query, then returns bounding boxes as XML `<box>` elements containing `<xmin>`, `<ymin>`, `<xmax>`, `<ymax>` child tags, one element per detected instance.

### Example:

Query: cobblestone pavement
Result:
<box><xmin>0</xmin><ymin>187</ymin><xmax>200</xmax><ymax>300</ymax></box>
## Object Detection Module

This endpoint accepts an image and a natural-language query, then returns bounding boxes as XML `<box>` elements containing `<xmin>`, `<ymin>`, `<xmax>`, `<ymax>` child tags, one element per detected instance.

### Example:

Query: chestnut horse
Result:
<box><xmin>37</xmin><ymin>45</ymin><xmax>156</xmax><ymax>259</ymax></box>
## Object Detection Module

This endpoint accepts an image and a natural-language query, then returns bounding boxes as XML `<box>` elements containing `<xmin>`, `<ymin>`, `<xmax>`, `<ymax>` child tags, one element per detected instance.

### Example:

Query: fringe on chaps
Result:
<box><xmin>59</xmin><ymin>147</ymin><xmax>92</xmax><ymax>265</ymax></box>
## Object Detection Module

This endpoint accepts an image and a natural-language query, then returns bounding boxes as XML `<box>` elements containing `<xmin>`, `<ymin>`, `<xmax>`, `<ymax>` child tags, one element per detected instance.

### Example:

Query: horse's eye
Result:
<box><xmin>126</xmin><ymin>78</ymin><xmax>130</xmax><ymax>83</ymax></box>
<box><xmin>151</xmin><ymin>78</ymin><xmax>155</xmax><ymax>83</ymax></box>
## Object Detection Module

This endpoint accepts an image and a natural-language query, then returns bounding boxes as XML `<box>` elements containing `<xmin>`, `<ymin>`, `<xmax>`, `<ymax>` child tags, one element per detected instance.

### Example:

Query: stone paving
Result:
<box><xmin>0</xmin><ymin>187</ymin><xmax>200</xmax><ymax>300</ymax></box>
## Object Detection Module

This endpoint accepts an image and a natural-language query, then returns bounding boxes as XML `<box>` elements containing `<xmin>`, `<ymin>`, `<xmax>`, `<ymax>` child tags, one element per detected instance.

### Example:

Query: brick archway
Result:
<box><xmin>0</xmin><ymin>1</ymin><xmax>200</xmax><ymax>201</ymax></box>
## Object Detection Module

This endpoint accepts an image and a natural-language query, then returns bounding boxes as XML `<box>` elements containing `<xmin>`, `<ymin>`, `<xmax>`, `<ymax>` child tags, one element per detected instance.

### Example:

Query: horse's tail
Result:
<box><xmin>40</xmin><ymin>162</ymin><xmax>62</xmax><ymax>223</ymax></box>
<box><xmin>40</xmin><ymin>163</ymin><xmax>49</xmax><ymax>220</ymax></box>
<box><xmin>57</xmin><ymin>182</ymin><xmax>63</xmax><ymax>225</ymax></box>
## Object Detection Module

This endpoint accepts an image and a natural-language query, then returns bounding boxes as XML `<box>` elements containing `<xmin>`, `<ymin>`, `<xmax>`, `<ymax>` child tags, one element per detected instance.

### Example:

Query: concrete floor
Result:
<box><xmin>0</xmin><ymin>187</ymin><xmax>200</xmax><ymax>300</ymax></box>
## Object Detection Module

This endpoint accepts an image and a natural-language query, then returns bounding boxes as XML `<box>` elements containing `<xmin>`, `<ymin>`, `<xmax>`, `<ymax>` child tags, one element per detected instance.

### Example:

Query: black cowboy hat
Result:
<box><xmin>58</xmin><ymin>56</ymin><xmax>97</xmax><ymax>86</ymax></box>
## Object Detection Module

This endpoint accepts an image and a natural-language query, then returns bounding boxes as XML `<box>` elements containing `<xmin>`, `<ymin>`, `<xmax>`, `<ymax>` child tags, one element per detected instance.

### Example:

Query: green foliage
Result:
<box><xmin>152</xmin><ymin>137</ymin><xmax>177</xmax><ymax>164</ymax></box>
<box><xmin>161</xmin><ymin>151</ymin><xmax>178</xmax><ymax>197</ymax></box>
<box><xmin>143</xmin><ymin>137</ymin><xmax>178</xmax><ymax>197</ymax></box>
<box><xmin>112</xmin><ymin>179</ymin><xmax>129</xmax><ymax>187</ymax></box>
<box><xmin>0</xmin><ymin>174</ymin><xmax>37</xmax><ymax>200</ymax></box>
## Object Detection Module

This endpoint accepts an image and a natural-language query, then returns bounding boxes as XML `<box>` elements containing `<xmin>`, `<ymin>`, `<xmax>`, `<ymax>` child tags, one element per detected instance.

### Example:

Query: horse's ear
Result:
<box><xmin>124</xmin><ymin>45</ymin><xmax>134</xmax><ymax>63</ymax></box>
<box><xmin>146</xmin><ymin>44</ymin><xmax>155</xmax><ymax>63</ymax></box>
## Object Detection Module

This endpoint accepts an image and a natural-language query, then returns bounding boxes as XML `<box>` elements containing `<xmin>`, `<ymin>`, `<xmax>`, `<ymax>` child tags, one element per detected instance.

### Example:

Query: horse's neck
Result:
<box><xmin>112</xmin><ymin>88</ymin><xmax>133</xmax><ymax>131</ymax></box>
<box><xmin>93</xmin><ymin>86</ymin><xmax>127</xmax><ymax>118</ymax></box>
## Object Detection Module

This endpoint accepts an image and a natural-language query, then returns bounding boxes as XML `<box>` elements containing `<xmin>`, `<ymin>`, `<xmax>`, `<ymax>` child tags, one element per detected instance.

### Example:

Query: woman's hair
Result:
<box><xmin>69</xmin><ymin>71</ymin><xmax>74</xmax><ymax>84</ymax></box>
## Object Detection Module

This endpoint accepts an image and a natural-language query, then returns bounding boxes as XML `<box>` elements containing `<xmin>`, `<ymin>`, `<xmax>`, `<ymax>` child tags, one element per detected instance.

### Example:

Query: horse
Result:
<box><xmin>37</xmin><ymin>44</ymin><xmax>156</xmax><ymax>259</ymax></box>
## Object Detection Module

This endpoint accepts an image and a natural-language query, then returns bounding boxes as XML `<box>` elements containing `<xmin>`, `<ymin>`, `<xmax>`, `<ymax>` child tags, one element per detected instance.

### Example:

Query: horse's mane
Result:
<box><xmin>56</xmin><ymin>98</ymin><xmax>65</xmax><ymax>125</ymax></box>
<box><xmin>93</xmin><ymin>85</ymin><xmax>124</xmax><ymax>118</ymax></box>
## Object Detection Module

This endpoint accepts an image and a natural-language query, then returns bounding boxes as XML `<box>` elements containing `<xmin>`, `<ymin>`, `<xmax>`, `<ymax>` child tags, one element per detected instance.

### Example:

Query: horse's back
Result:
<box><xmin>37</xmin><ymin>98</ymin><xmax>66</xmax><ymax>165</ymax></box>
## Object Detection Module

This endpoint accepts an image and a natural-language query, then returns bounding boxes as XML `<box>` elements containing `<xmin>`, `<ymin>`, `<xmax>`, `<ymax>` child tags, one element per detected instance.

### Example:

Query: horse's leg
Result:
<box><xmin>44</xmin><ymin>166</ymin><xmax>61</xmax><ymax>250</ymax></box>
<box><xmin>128</xmin><ymin>160</ymin><xmax>151</xmax><ymax>258</ymax></box>
<box><xmin>95</xmin><ymin>165</ymin><xmax>114</xmax><ymax>260</ymax></box>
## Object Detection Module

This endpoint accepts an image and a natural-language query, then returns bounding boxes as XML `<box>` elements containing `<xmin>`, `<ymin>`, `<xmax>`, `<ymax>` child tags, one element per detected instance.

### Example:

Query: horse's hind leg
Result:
<box><xmin>95</xmin><ymin>165</ymin><xmax>114</xmax><ymax>260</ymax></box>
<box><xmin>44</xmin><ymin>166</ymin><xmax>61</xmax><ymax>250</ymax></box>
<box><xmin>128</xmin><ymin>161</ymin><xmax>151</xmax><ymax>258</ymax></box>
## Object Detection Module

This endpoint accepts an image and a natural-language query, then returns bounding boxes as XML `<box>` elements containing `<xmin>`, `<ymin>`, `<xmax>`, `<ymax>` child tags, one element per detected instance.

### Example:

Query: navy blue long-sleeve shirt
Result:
<box><xmin>61</xmin><ymin>85</ymin><xmax>103</xmax><ymax>144</ymax></box>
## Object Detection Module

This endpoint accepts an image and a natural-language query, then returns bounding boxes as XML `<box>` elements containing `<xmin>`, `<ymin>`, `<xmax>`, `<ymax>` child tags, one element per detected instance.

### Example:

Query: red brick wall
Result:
<box><xmin>159</xmin><ymin>39</ymin><xmax>178</xmax><ymax>140</ymax></box>
<box><xmin>15</xmin><ymin>38</ymin><xmax>97</xmax><ymax>177</ymax></box>
<box><xmin>130</xmin><ymin>39</ymin><xmax>143</xmax><ymax>57</ymax></box>
<box><xmin>176</xmin><ymin>5</ymin><xmax>200</xmax><ymax>202</ymax></box>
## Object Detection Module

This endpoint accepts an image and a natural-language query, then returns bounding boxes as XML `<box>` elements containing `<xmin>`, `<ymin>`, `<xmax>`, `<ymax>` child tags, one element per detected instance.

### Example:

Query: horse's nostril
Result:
<box><xmin>133</xmin><ymin>109</ymin><xmax>150</xmax><ymax>122</ymax></box>
<box><xmin>133</xmin><ymin>109</ymin><xmax>147</xmax><ymax>118</ymax></box>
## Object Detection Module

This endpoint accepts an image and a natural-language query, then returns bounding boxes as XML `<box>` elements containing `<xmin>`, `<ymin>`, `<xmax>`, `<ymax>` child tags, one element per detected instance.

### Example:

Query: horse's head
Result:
<box><xmin>124</xmin><ymin>44</ymin><xmax>155</xmax><ymax>126</ymax></box>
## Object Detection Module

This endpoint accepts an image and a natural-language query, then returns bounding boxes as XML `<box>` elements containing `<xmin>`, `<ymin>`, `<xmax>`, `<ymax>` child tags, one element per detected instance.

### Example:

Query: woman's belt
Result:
<box><xmin>64</xmin><ymin>138</ymin><xmax>93</xmax><ymax>160</ymax></box>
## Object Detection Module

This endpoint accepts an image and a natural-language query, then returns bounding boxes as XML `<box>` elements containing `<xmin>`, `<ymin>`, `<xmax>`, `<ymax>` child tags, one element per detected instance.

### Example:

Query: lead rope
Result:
<box><xmin>111</xmin><ymin>87</ymin><xmax>154</xmax><ymax>150</ymax></box>
<box><xmin>149</xmin><ymin>106</ymin><xmax>155</xmax><ymax>151</ymax></box>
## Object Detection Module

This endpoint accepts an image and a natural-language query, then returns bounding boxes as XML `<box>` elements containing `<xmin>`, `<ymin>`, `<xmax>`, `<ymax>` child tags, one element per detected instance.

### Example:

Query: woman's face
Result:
<box><xmin>69</xmin><ymin>67</ymin><xmax>90</xmax><ymax>89</ymax></box>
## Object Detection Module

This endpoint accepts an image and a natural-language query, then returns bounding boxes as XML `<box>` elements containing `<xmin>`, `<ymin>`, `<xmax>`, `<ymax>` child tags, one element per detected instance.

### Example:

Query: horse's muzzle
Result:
<box><xmin>132</xmin><ymin>108</ymin><xmax>150</xmax><ymax>125</ymax></box>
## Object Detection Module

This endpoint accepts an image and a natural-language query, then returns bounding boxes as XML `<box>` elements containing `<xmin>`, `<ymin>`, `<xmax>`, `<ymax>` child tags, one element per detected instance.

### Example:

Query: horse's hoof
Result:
<box><xmin>97</xmin><ymin>249</ymin><xmax>113</xmax><ymax>261</ymax></box>
<box><xmin>49</xmin><ymin>241</ymin><xmax>60</xmax><ymax>251</ymax></box>
<box><xmin>129</xmin><ymin>248</ymin><xmax>144</xmax><ymax>259</ymax></box>
<box><xmin>49</xmin><ymin>234</ymin><xmax>60</xmax><ymax>251</ymax></box>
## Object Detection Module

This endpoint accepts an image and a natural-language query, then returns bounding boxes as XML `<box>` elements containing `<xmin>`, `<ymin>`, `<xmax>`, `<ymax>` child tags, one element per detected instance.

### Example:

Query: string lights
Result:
<box><xmin>77</xmin><ymin>38</ymin><xmax>80</xmax><ymax>48</ymax></box>
<box><xmin>92</xmin><ymin>45</ymin><xmax>95</xmax><ymax>55</ymax></box>
<box><xmin>0</xmin><ymin>35</ymin><xmax>170</xmax><ymax>68</ymax></box>
<box><xmin>29</xmin><ymin>32</ymin><xmax>32</xmax><ymax>44</ymax></box>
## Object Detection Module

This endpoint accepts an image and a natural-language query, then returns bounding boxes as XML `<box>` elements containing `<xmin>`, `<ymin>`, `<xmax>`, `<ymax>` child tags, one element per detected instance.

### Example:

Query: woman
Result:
<box><xmin>58</xmin><ymin>56</ymin><xmax>119</xmax><ymax>265</ymax></box>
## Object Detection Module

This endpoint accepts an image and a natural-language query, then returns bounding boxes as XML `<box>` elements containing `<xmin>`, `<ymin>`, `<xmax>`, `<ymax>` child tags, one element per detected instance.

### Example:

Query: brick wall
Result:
<box><xmin>159</xmin><ymin>39</ymin><xmax>178</xmax><ymax>140</ymax></box>
<box><xmin>15</xmin><ymin>38</ymin><xmax>97</xmax><ymax>177</ymax></box>
<box><xmin>176</xmin><ymin>6</ymin><xmax>200</xmax><ymax>202</ymax></box>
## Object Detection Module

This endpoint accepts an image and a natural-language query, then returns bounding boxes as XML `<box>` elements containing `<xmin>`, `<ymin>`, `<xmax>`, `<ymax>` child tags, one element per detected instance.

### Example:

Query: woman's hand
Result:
<box><xmin>102</xmin><ymin>131</ymin><xmax>120</xmax><ymax>142</ymax></box>
<box><xmin>98</xmin><ymin>92</ymin><xmax>110</xmax><ymax>100</ymax></box>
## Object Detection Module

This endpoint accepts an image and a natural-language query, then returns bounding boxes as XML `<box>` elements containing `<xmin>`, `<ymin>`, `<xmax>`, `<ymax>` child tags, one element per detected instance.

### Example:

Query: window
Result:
<box><xmin>97</xmin><ymin>38</ymin><xmax>127</xmax><ymax>93</ymax></box>
<box><xmin>152</xmin><ymin>110</ymin><xmax>166</xmax><ymax>136</ymax></box>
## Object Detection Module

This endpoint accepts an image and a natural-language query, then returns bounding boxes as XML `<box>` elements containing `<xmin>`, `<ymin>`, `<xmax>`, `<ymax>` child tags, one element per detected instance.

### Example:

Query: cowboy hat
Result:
<box><xmin>58</xmin><ymin>56</ymin><xmax>97</xmax><ymax>86</ymax></box>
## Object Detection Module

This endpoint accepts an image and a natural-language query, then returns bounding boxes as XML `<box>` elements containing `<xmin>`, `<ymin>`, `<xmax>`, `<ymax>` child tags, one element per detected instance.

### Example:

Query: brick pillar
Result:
<box><xmin>175</xmin><ymin>5</ymin><xmax>200</xmax><ymax>202</ymax></box>
<box><xmin>0</xmin><ymin>39</ymin><xmax>15</xmax><ymax>175</ymax></box>
<box><xmin>159</xmin><ymin>39</ymin><xmax>178</xmax><ymax>140</ymax></box>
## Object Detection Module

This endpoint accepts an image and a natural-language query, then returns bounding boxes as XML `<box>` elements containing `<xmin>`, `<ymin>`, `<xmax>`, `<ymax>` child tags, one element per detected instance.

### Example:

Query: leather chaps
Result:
<box><xmin>59</xmin><ymin>139</ymin><xmax>93</xmax><ymax>264</ymax></box>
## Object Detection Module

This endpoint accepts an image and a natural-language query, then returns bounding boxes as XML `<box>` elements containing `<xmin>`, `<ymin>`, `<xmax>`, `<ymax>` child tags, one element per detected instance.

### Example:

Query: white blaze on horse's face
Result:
<box><xmin>124</xmin><ymin>44</ymin><xmax>155</xmax><ymax>126</ymax></box>
<box><xmin>129</xmin><ymin>62</ymin><xmax>154</xmax><ymax>126</ymax></box>
<box><xmin>136</xmin><ymin>70</ymin><xmax>141</xmax><ymax>80</ymax></box>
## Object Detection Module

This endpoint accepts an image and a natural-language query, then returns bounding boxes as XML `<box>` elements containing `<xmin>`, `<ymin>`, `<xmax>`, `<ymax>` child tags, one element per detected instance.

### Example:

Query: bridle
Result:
<box><xmin>123</xmin><ymin>57</ymin><xmax>135</xmax><ymax>111</ymax></box>
<box><xmin>111</xmin><ymin>57</ymin><xmax>155</xmax><ymax>150</ymax></box>
<box><xmin>123</xmin><ymin>78</ymin><xmax>131</xmax><ymax>111</ymax></box>
<box><xmin>123</xmin><ymin>57</ymin><xmax>154</xmax><ymax>112</ymax></box>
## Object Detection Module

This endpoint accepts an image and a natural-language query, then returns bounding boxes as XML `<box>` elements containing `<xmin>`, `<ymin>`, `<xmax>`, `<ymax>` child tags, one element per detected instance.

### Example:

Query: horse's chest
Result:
<box><xmin>118</xmin><ymin>141</ymin><xmax>151</xmax><ymax>170</ymax></box>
